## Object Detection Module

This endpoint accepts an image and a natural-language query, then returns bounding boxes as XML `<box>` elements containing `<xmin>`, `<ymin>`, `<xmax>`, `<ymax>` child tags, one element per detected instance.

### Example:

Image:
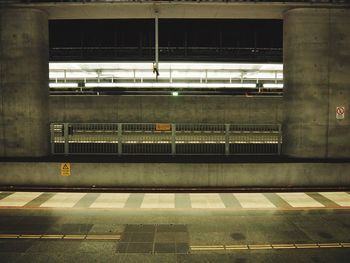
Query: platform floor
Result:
<box><xmin>0</xmin><ymin>191</ymin><xmax>350</xmax><ymax>210</ymax></box>
<box><xmin>0</xmin><ymin>191</ymin><xmax>349</xmax><ymax>262</ymax></box>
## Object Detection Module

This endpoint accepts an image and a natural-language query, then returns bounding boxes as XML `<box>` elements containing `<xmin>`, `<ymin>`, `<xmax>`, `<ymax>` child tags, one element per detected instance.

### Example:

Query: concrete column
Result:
<box><xmin>283</xmin><ymin>8</ymin><xmax>350</xmax><ymax>158</ymax></box>
<box><xmin>0</xmin><ymin>8</ymin><xmax>49</xmax><ymax>157</ymax></box>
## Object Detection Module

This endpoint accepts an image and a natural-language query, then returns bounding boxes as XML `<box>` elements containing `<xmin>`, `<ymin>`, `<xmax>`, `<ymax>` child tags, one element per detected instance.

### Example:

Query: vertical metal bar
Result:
<box><xmin>118</xmin><ymin>123</ymin><xmax>122</xmax><ymax>156</ymax></box>
<box><xmin>64</xmin><ymin>123</ymin><xmax>69</xmax><ymax>156</ymax></box>
<box><xmin>154</xmin><ymin>11</ymin><xmax>159</xmax><ymax>78</ymax></box>
<box><xmin>171</xmin><ymin>123</ymin><xmax>176</xmax><ymax>155</ymax></box>
<box><xmin>50</xmin><ymin>124</ymin><xmax>55</xmax><ymax>155</ymax></box>
<box><xmin>225</xmin><ymin>124</ymin><xmax>230</xmax><ymax>156</ymax></box>
<box><xmin>277</xmin><ymin>124</ymin><xmax>282</xmax><ymax>155</ymax></box>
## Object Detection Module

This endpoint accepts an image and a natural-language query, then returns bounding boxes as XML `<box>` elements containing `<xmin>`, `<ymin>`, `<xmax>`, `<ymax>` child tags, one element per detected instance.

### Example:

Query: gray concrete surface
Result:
<box><xmin>50</xmin><ymin>96</ymin><xmax>282</xmax><ymax>124</ymax></box>
<box><xmin>0</xmin><ymin>162</ymin><xmax>349</xmax><ymax>188</ymax></box>
<box><xmin>6</xmin><ymin>1</ymin><xmax>350</xmax><ymax>20</ymax></box>
<box><xmin>0</xmin><ymin>203</ymin><xmax>349</xmax><ymax>262</ymax></box>
<box><xmin>0</xmin><ymin>8</ymin><xmax>49</xmax><ymax>157</ymax></box>
<box><xmin>283</xmin><ymin>8</ymin><xmax>350</xmax><ymax>158</ymax></box>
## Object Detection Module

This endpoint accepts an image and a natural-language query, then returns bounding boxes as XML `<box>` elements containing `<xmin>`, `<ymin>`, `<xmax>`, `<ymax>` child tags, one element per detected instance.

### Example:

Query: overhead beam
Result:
<box><xmin>9</xmin><ymin>2</ymin><xmax>350</xmax><ymax>20</ymax></box>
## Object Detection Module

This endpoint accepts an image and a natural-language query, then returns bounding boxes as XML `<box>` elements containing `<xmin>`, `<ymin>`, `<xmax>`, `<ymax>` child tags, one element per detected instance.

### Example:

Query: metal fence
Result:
<box><xmin>50</xmin><ymin>123</ymin><xmax>281</xmax><ymax>155</ymax></box>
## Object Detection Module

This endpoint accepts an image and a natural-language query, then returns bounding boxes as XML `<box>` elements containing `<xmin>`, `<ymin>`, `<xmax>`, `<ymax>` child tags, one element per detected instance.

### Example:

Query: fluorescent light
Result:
<box><xmin>49</xmin><ymin>83</ymin><xmax>78</xmax><ymax>88</ymax></box>
<box><xmin>50</xmin><ymin>62</ymin><xmax>283</xmax><ymax>72</ymax></box>
<box><xmin>84</xmin><ymin>82</ymin><xmax>257</xmax><ymax>88</ymax></box>
<box><xmin>263</xmin><ymin>83</ymin><xmax>284</xmax><ymax>88</ymax></box>
<box><xmin>172</xmin><ymin>91</ymin><xmax>179</xmax><ymax>96</ymax></box>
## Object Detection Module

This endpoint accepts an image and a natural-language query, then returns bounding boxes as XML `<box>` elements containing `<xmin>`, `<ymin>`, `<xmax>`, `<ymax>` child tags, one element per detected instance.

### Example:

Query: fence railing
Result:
<box><xmin>50</xmin><ymin>123</ymin><xmax>281</xmax><ymax>155</ymax></box>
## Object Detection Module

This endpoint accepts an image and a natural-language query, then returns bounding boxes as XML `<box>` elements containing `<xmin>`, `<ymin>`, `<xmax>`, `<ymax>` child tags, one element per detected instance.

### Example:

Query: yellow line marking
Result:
<box><xmin>191</xmin><ymin>242</ymin><xmax>350</xmax><ymax>252</ymax></box>
<box><xmin>249</xmin><ymin>244</ymin><xmax>273</xmax><ymax>250</ymax></box>
<box><xmin>318</xmin><ymin>243</ymin><xmax>342</xmax><ymax>248</ymax></box>
<box><xmin>295</xmin><ymin>243</ymin><xmax>319</xmax><ymax>249</ymax></box>
<box><xmin>190</xmin><ymin>245</ymin><xmax>225</xmax><ymax>251</ymax></box>
<box><xmin>19</xmin><ymin>235</ymin><xmax>42</xmax><ymax>239</ymax></box>
<box><xmin>0</xmin><ymin>234</ymin><xmax>19</xmax><ymax>239</ymax></box>
<box><xmin>85</xmin><ymin>235</ymin><xmax>120</xmax><ymax>240</ymax></box>
<box><xmin>225</xmin><ymin>245</ymin><xmax>249</xmax><ymax>250</ymax></box>
<box><xmin>41</xmin><ymin>235</ymin><xmax>64</xmax><ymax>239</ymax></box>
<box><xmin>341</xmin><ymin>243</ymin><xmax>350</xmax><ymax>247</ymax></box>
<box><xmin>63</xmin><ymin>235</ymin><xmax>86</xmax><ymax>240</ymax></box>
<box><xmin>272</xmin><ymin>244</ymin><xmax>296</xmax><ymax>249</ymax></box>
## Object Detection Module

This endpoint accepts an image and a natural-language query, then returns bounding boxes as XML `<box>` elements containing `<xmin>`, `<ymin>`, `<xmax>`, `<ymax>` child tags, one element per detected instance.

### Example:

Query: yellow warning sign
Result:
<box><xmin>60</xmin><ymin>163</ymin><xmax>71</xmax><ymax>177</ymax></box>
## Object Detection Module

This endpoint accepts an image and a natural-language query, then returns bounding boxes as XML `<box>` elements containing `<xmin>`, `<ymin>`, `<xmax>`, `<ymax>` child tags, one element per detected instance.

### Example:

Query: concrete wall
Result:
<box><xmin>0</xmin><ymin>162</ymin><xmax>349</xmax><ymax>188</ymax></box>
<box><xmin>283</xmin><ymin>8</ymin><xmax>350</xmax><ymax>158</ymax></box>
<box><xmin>0</xmin><ymin>8</ymin><xmax>49</xmax><ymax>157</ymax></box>
<box><xmin>49</xmin><ymin>96</ymin><xmax>283</xmax><ymax>124</ymax></box>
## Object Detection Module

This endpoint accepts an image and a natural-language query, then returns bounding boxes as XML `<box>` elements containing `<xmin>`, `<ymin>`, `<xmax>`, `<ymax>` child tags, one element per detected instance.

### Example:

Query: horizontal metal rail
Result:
<box><xmin>51</xmin><ymin>123</ymin><xmax>282</xmax><ymax>155</ymax></box>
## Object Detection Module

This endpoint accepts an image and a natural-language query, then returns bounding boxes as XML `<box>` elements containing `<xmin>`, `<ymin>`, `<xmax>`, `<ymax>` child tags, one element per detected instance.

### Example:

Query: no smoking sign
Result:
<box><xmin>336</xmin><ymin>106</ymin><xmax>345</xmax><ymax>120</ymax></box>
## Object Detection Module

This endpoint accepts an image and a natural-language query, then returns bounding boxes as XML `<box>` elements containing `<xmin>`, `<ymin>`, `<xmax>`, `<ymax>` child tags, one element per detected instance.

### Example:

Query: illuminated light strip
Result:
<box><xmin>263</xmin><ymin>83</ymin><xmax>283</xmax><ymax>88</ymax></box>
<box><xmin>49</xmin><ymin>62</ymin><xmax>283</xmax><ymax>72</ymax></box>
<box><xmin>84</xmin><ymin>82</ymin><xmax>258</xmax><ymax>88</ymax></box>
<box><xmin>49</xmin><ymin>83</ymin><xmax>79</xmax><ymax>88</ymax></box>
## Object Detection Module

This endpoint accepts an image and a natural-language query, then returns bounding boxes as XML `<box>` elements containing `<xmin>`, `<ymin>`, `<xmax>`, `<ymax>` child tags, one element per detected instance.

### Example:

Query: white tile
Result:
<box><xmin>90</xmin><ymin>193</ymin><xmax>130</xmax><ymax>208</ymax></box>
<box><xmin>233</xmin><ymin>193</ymin><xmax>275</xmax><ymax>208</ymax></box>
<box><xmin>0</xmin><ymin>192</ymin><xmax>42</xmax><ymax>207</ymax></box>
<box><xmin>40</xmin><ymin>193</ymin><xmax>86</xmax><ymax>208</ymax></box>
<box><xmin>141</xmin><ymin>194</ymin><xmax>175</xmax><ymax>208</ymax></box>
<box><xmin>277</xmin><ymin>193</ymin><xmax>324</xmax><ymax>208</ymax></box>
<box><xmin>319</xmin><ymin>192</ymin><xmax>350</xmax><ymax>206</ymax></box>
<box><xmin>190</xmin><ymin>194</ymin><xmax>225</xmax><ymax>208</ymax></box>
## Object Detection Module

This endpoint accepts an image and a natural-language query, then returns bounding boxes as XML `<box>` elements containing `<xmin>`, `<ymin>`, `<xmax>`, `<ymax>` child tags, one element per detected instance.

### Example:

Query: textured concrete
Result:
<box><xmin>0</xmin><ymin>202</ymin><xmax>349</xmax><ymax>262</ymax></box>
<box><xmin>0</xmin><ymin>8</ymin><xmax>49</xmax><ymax>157</ymax></box>
<box><xmin>5</xmin><ymin>2</ymin><xmax>350</xmax><ymax>20</ymax></box>
<box><xmin>283</xmin><ymin>8</ymin><xmax>350</xmax><ymax>158</ymax></box>
<box><xmin>49</xmin><ymin>96</ymin><xmax>282</xmax><ymax>124</ymax></box>
<box><xmin>0</xmin><ymin>162</ymin><xmax>349</xmax><ymax>188</ymax></box>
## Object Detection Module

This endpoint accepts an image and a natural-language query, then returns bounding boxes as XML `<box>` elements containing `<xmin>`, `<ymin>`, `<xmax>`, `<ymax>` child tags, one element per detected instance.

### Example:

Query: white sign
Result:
<box><xmin>336</xmin><ymin>106</ymin><xmax>345</xmax><ymax>120</ymax></box>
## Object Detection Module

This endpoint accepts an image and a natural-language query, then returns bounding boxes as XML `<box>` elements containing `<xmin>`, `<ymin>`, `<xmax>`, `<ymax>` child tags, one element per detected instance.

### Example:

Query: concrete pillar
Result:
<box><xmin>0</xmin><ymin>8</ymin><xmax>49</xmax><ymax>157</ymax></box>
<box><xmin>283</xmin><ymin>8</ymin><xmax>350</xmax><ymax>158</ymax></box>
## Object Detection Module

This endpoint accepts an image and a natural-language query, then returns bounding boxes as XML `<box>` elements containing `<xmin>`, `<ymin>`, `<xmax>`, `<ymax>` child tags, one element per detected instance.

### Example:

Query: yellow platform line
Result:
<box><xmin>63</xmin><ymin>235</ymin><xmax>86</xmax><ymax>240</ymax></box>
<box><xmin>225</xmin><ymin>245</ymin><xmax>249</xmax><ymax>250</ymax></box>
<box><xmin>85</xmin><ymin>235</ymin><xmax>120</xmax><ymax>240</ymax></box>
<box><xmin>41</xmin><ymin>235</ymin><xmax>64</xmax><ymax>239</ymax></box>
<box><xmin>248</xmin><ymin>244</ymin><xmax>273</xmax><ymax>250</ymax></box>
<box><xmin>295</xmin><ymin>243</ymin><xmax>319</xmax><ymax>249</ymax></box>
<box><xmin>190</xmin><ymin>242</ymin><xmax>349</xmax><ymax>252</ymax></box>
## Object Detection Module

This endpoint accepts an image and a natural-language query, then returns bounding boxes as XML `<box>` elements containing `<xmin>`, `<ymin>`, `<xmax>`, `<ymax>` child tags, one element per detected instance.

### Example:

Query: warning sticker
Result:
<box><xmin>336</xmin><ymin>106</ymin><xmax>345</xmax><ymax>120</ymax></box>
<box><xmin>60</xmin><ymin>163</ymin><xmax>71</xmax><ymax>177</ymax></box>
<box><xmin>156</xmin><ymin>123</ymin><xmax>171</xmax><ymax>131</ymax></box>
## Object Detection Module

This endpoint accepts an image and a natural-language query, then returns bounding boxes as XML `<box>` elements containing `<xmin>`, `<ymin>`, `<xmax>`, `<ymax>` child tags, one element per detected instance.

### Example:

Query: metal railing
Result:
<box><xmin>51</xmin><ymin>123</ymin><xmax>281</xmax><ymax>155</ymax></box>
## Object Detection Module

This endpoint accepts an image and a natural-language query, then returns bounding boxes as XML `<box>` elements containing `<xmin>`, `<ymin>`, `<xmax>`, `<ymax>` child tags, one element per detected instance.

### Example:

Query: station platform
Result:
<box><xmin>0</xmin><ymin>191</ymin><xmax>349</xmax><ymax>262</ymax></box>
<box><xmin>0</xmin><ymin>191</ymin><xmax>350</xmax><ymax>210</ymax></box>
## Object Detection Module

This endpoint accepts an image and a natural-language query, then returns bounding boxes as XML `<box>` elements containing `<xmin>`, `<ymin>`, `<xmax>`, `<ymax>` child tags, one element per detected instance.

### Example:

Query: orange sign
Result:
<box><xmin>156</xmin><ymin>123</ymin><xmax>171</xmax><ymax>131</ymax></box>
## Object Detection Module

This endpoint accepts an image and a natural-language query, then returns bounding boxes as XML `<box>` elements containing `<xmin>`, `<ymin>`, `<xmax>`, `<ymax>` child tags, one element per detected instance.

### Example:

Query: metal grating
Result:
<box><xmin>50</xmin><ymin>123</ymin><xmax>281</xmax><ymax>155</ymax></box>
